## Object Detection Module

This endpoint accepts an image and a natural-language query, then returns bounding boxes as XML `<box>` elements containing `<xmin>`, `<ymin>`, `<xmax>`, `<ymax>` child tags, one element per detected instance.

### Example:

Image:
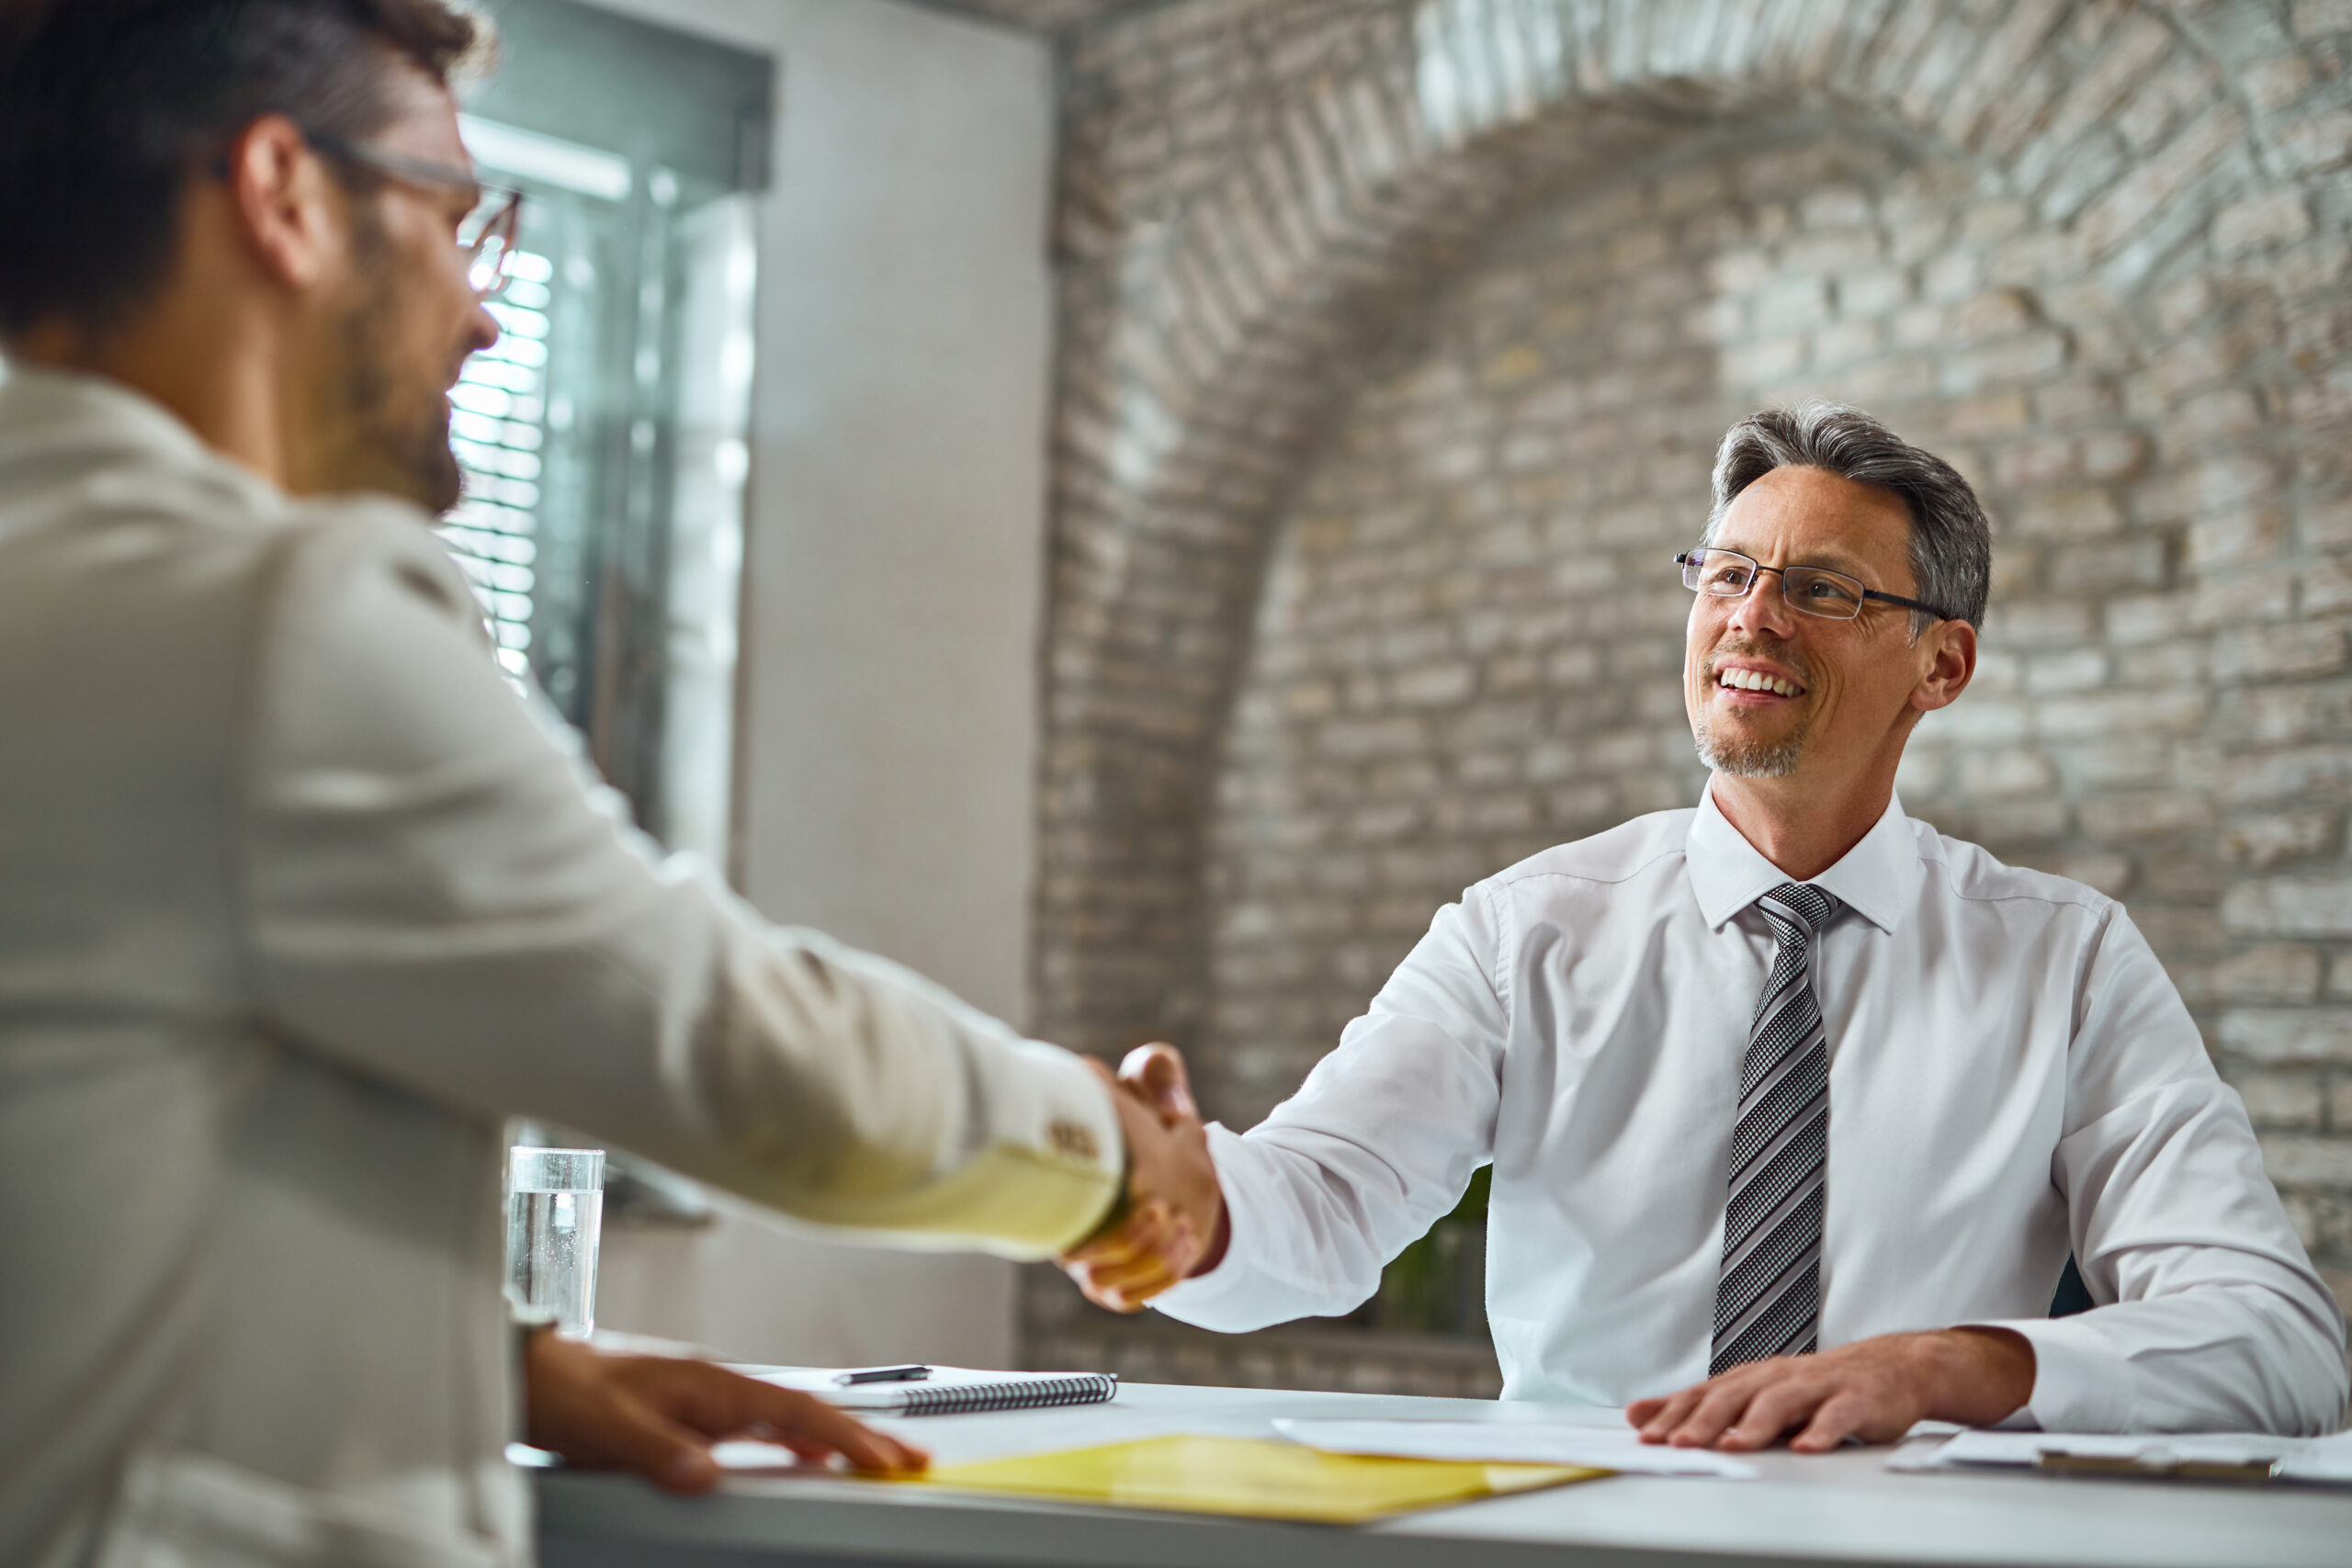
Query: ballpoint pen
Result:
<box><xmin>836</xmin><ymin>1364</ymin><xmax>933</xmax><ymax>1386</ymax></box>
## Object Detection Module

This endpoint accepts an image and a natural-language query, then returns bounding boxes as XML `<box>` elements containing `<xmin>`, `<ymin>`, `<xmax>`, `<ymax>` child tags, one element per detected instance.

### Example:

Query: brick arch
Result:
<box><xmin>1035</xmin><ymin>0</ymin><xmax>2315</xmax><ymax>1060</ymax></box>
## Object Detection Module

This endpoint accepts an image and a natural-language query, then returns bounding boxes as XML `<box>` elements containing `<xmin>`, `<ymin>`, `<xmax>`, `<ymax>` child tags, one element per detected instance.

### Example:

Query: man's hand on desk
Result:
<box><xmin>1060</xmin><ymin>1043</ymin><xmax>1229</xmax><ymax>1314</ymax></box>
<box><xmin>1626</xmin><ymin>1327</ymin><xmax>2036</xmax><ymax>1453</ymax></box>
<box><xmin>523</xmin><ymin>1329</ymin><xmax>928</xmax><ymax>1493</ymax></box>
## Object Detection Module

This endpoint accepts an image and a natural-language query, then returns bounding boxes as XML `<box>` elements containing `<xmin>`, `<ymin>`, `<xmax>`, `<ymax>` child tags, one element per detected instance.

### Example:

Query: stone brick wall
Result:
<box><xmin>1025</xmin><ymin>0</ymin><xmax>2352</xmax><ymax>1382</ymax></box>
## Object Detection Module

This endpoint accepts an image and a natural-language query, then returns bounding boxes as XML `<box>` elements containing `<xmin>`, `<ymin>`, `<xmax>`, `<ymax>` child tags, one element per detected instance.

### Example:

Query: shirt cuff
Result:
<box><xmin>1962</xmin><ymin>1316</ymin><xmax>2137</xmax><ymax>1433</ymax></box>
<box><xmin>1148</xmin><ymin>1122</ymin><xmax>1258</xmax><ymax>1326</ymax></box>
<box><xmin>772</xmin><ymin>1039</ymin><xmax>1125</xmax><ymax>1259</ymax></box>
<box><xmin>966</xmin><ymin>1039</ymin><xmax>1126</xmax><ymax>1257</ymax></box>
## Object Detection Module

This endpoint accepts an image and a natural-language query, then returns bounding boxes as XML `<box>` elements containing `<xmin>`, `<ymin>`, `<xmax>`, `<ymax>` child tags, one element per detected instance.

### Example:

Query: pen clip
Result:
<box><xmin>835</xmin><ymin>1364</ymin><xmax>932</xmax><ymax>1386</ymax></box>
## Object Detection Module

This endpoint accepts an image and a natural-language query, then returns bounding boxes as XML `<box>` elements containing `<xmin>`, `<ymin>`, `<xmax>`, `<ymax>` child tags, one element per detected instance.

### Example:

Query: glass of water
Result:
<box><xmin>505</xmin><ymin>1146</ymin><xmax>605</xmax><ymax>1338</ymax></box>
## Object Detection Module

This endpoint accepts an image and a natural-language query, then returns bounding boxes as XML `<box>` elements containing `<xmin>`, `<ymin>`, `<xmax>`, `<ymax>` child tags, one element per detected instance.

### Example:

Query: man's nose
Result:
<box><xmin>468</xmin><ymin>299</ymin><xmax>502</xmax><ymax>355</ymax></box>
<box><xmin>1724</xmin><ymin>570</ymin><xmax>1799</xmax><ymax>639</ymax></box>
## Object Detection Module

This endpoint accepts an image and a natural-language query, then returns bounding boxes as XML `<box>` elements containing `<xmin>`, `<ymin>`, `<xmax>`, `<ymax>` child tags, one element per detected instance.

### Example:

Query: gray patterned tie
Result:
<box><xmin>1711</xmin><ymin>882</ymin><xmax>1841</xmax><ymax>1376</ymax></box>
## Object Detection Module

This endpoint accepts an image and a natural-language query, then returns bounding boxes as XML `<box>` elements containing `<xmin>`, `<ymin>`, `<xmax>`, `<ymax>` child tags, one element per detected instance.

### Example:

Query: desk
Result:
<box><xmin>536</xmin><ymin>1382</ymin><xmax>2352</xmax><ymax>1568</ymax></box>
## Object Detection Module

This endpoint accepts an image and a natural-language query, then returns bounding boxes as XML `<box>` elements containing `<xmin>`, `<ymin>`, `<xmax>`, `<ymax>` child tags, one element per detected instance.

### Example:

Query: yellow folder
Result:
<box><xmin>893</xmin><ymin>1433</ymin><xmax>1607</xmax><ymax>1524</ymax></box>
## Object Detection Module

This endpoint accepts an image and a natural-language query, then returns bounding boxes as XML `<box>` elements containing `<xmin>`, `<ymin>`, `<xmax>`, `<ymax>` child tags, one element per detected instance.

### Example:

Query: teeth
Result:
<box><xmin>1718</xmin><ymin>669</ymin><xmax>1800</xmax><ymax>697</ymax></box>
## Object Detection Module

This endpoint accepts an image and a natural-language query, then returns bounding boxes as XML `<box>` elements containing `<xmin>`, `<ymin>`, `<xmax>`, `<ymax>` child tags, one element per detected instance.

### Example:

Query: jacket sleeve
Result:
<box><xmin>234</xmin><ymin>504</ymin><xmax>1120</xmax><ymax>1259</ymax></box>
<box><xmin>1150</xmin><ymin>884</ymin><xmax>1508</xmax><ymax>1330</ymax></box>
<box><xmin>1970</xmin><ymin>907</ymin><xmax>2347</xmax><ymax>1435</ymax></box>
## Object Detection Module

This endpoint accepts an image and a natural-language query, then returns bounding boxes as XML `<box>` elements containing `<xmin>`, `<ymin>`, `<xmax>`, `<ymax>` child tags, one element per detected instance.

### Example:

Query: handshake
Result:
<box><xmin>1058</xmin><ymin>1044</ymin><xmax>1227</xmax><ymax>1312</ymax></box>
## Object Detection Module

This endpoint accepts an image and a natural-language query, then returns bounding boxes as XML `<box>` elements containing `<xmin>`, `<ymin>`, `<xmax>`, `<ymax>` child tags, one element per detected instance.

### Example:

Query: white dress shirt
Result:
<box><xmin>0</xmin><ymin>368</ymin><xmax>1123</xmax><ymax>1568</ymax></box>
<box><xmin>1155</xmin><ymin>785</ymin><xmax>2347</xmax><ymax>1436</ymax></box>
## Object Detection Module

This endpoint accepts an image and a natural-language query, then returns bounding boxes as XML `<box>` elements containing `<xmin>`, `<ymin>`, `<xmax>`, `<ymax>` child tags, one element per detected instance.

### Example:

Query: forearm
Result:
<box><xmin>571</xmin><ymin>909</ymin><xmax>1126</xmax><ymax>1258</ymax></box>
<box><xmin>247</xmin><ymin>519</ymin><xmax>1121</xmax><ymax>1258</ymax></box>
<box><xmin>1151</xmin><ymin>1123</ymin><xmax>1405</xmax><ymax>1331</ymax></box>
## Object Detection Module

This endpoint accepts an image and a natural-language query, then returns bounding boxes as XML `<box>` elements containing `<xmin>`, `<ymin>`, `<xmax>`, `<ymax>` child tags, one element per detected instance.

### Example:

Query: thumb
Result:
<box><xmin>1121</xmin><ymin>1042</ymin><xmax>1197</xmax><ymax>1124</ymax></box>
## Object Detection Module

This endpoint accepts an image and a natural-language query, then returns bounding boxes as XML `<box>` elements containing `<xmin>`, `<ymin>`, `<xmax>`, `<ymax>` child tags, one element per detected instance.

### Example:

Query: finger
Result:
<box><xmin>1068</xmin><ymin>1222</ymin><xmax>1194</xmax><ymax>1310</ymax></box>
<box><xmin>574</xmin><ymin>1388</ymin><xmax>729</xmax><ymax>1494</ymax></box>
<box><xmin>1718</xmin><ymin>1376</ymin><xmax>1824</xmax><ymax>1451</ymax></box>
<box><xmin>1067</xmin><ymin>1263</ymin><xmax>1149</xmax><ymax>1313</ymax></box>
<box><xmin>1065</xmin><ymin>1200</ymin><xmax>1176</xmax><ymax>1269</ymax></box>
<box><xmin>1790</xmin><ymin>1393</ymin><xmax>1871</xmax><ymax>1453</ymax></box>
<box><xmin>1072</xmin><ymin>1230</ymin><xmax>1190</xmax><ymax>1306</ymax></box>
<box><xmin>743</xmin><ymin>1389</ymin><xmax>925</xmax><ymax>1475</ymax></box>
<box><xmin>1084</xmin><ymin>1247</ymin><xmax>1183</xmax><ymax>1303</ymax></box>
<box><xmin>1120</xmin><ymin>1043</ymin><xmax>1198</xmax><ymax>1123</ymax></box>
<box><xmin>1668</xmin><ymin>1370</ymin><xmax>1770</xmax><ymax>1448</ymax></box>
<box><xmin>1636</xmin><ymin>1380</ymin><xmax>1714</xmax><ymax>1441</ymax></box>
<box><xmin>1089</xmin><ymin>1267</ymin><xmax>1179</xmax><ymax>1311</ymax></box>
<box><xmin>1091</xmin><ymin>1205</ymin><xmax>1203</xmax><ymax>1281</ymax></box>
<box><xmin>657</xmin><ymin>1365</ymin><xmax>928</xmax><ymax>1474</ymax></box>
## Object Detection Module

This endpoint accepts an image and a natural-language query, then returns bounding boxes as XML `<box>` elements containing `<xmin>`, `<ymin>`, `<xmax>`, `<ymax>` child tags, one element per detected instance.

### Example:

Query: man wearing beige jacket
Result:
<box><xmin>0</xmin><ymin>3</ymin><xmax>1199</xmax><ymax>1565</ymax></box>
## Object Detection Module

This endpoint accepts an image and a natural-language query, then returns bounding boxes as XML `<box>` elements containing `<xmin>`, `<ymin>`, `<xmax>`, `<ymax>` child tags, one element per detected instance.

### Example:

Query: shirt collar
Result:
<box><xmin>0</xmin><ymin>362</ymin><xmax>223</xmax><ymax>473</ymax></box>
<box><xmin>1685</xmin><ymin>782</ymin><xmax>1922</xmax><ymax>935</ymax></box>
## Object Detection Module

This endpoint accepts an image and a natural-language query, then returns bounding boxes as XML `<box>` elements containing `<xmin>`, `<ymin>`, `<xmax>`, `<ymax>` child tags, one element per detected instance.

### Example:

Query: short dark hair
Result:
<box><xmin>1704</xmin><ymin>403</ymin><xmax>1993</xmax><ymax>632</ymax></box>
<box><xmin>0</xmin><ymin>0</ymin><xmax>489</xmax><ymax>336</ymax></box>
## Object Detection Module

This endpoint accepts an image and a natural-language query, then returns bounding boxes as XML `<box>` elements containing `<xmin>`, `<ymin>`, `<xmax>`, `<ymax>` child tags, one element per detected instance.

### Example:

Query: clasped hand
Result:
<box><xmin>1059</xmin><ymin>1043</ymin><xmax>1228</xmax><ymax>1312</ymax></box>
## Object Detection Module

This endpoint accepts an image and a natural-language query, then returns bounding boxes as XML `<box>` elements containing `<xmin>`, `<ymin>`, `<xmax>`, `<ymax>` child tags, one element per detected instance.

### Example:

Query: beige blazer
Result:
<box><xmin>0</xmin><ymin>367</ymin><xmax>1122</xmax><ymax>1568</ymax></box>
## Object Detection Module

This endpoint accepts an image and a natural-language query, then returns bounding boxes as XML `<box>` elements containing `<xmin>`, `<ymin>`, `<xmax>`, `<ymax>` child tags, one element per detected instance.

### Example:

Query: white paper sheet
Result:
<box><xmin>712</xmin><ymin>1439</ymin><xmax>813</xmax><ymax>1472</ymax></box>
<box><xmin>1894</xmin><ymin>1428</ymin><xmax>2352</xmax><ymax>1483</ymax></box>
<box><xmin>1272</xmin><ymin>1418</ymin><xmax>1760</xmax><ymax>1479</ymax></box>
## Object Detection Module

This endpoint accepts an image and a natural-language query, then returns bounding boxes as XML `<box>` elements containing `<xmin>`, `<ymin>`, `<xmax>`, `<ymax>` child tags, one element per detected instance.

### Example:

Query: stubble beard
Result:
<box><xmin>329</xmin><ymin>212</ymin><xmax>466</xmax><ymax>514</ymax></box>
<box><xmin>1693</xmin><ymin>716</ymin><xmax>1809</xmax><ymax>778</ymax></box>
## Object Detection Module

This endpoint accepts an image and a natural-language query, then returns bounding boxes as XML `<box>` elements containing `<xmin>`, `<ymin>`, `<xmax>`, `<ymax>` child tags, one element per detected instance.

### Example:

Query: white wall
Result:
<box><xmin>574</xmin><ymin>0</ymin><xmax>1057</xmax><ymax>1368</ymax></box>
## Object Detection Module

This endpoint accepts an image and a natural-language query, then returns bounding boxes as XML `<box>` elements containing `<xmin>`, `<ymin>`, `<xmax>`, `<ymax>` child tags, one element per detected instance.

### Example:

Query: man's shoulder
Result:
<box><xmin>1478</xmin><ymin>809</ymin><xmax>1695</xmax><ymax>897</ymax></box>
<box><xmin>0</xmin><ymin>371</ymin><xmax>471</xmax><ymax>625</ymax></box>
<box><xmin>1911</xmin><ymin>818</ymin><xmax>2118</xmax><ymax>919</ymax></box>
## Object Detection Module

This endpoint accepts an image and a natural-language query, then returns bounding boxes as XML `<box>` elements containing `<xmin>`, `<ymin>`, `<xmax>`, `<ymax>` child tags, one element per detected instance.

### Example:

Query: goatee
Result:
<box><xmin>1693</xmin><ymin>721</ymin><xmax>1806</xmax><ymax>778</ymax></box>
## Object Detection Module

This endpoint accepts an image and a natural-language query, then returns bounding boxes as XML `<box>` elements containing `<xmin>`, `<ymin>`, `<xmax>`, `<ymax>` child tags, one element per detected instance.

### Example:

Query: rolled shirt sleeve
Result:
<box><xmin>1962</xmin><ymin>909</ymin><xmax>2346</xmax><ymax>1435</ymax></box>
<box><xmin>238</xmin><ymin>504</ymin><xmax>1120</xmax><ymax>1259</ymax></box>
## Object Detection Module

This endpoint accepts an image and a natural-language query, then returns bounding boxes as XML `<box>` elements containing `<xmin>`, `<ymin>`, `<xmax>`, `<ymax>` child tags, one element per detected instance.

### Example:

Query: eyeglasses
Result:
<box><xmin>308</xmin><ymin>133</ymin><xmax>526</xmax><ymax>298</ymax></box>
<box><xmin>1676</xmin><ymin>547</ymin><xmax>1959</xmax><ymax>624</ymax></box>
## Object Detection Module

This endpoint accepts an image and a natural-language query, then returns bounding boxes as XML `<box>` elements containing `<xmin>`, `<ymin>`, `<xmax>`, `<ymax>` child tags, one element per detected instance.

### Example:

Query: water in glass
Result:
<box><xmin>505</xmin><ymin>1147</ymin><xmax>605</xmax><ymax>1337</ymax></box>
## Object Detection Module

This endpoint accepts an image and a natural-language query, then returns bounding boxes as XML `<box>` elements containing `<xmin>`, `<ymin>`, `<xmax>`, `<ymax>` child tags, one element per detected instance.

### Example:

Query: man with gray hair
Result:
<box><xmin>1064</xmin><ymin>403</ymin><xmax>2347</xmax><ymax>1444</ymax></box>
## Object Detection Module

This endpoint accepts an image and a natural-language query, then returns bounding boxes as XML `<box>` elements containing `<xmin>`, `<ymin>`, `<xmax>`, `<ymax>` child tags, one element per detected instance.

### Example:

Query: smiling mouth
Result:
<box><xmin>1715</xmin><ymin>667</ymin><xmax>1805</xmax><ymax>698</ymax></box>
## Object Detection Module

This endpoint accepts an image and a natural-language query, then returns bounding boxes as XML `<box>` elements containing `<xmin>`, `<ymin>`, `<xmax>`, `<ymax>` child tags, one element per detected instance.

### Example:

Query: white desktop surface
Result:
<box><xmin>535</xmin><ymin>1381</ymin><xmax>2352</xmax><ymax>1568</ymax></box>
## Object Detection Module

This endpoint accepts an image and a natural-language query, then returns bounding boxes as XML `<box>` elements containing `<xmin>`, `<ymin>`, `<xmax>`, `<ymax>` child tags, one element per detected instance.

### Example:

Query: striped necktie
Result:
<box><xmin>1711</xmin><ymin>881</ymin><xmax>1841</xmax><ymax>1375</ymax></box>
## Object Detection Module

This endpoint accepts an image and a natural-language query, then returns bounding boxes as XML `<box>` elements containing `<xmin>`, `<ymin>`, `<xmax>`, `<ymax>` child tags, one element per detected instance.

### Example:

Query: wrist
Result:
<box><xmin>1074</xmin><ymin>1136</ymin><xmax>1135</xmax><ymax>1251</ymax></box>
<box><xmin>1189</xmin><ymin>1202</ymin><xmax>1231</xmax><ymax>1278</ymax></box>
<box><xmin>1924</xmin><ymin>1326</ymin><xmax>2035</xmax><ymax>1427</ymax></box>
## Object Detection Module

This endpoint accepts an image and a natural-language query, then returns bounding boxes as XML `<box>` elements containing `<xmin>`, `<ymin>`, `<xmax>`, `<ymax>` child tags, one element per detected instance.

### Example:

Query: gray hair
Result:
<box><xmin>1702</xmin><ymin>403</ymin><xmax>1991</xmax><ymax>633</ymax></box>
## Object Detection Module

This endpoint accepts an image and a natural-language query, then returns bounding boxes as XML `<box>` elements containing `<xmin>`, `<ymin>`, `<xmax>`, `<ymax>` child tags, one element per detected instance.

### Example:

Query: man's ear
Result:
<box><xmin>219</xmin><ymin>114</ymin><xmax>345</xmax><ymax>294</ymax></box>
<box><xmin>1912</xmin><ymin>617</ymin><xmax>1977</xmax><ymax>715</ymax></box>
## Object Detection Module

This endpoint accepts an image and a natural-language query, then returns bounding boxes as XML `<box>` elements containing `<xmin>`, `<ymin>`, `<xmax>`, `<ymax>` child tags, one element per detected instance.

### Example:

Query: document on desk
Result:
<box><xmin>900</xmin><ymin>1433</ymin><xmax>1605</xmax><ymax>1523</ymax></box>
<box><xmin>1893</xmin><ymin>1428</ymin><xmax>2352</xmax><ymax>1484</ymax></box>
<box><xmin>1273</xmin><ymin>1419</ymin><xmax>1760</xmax><ymax>1479</ymax></box>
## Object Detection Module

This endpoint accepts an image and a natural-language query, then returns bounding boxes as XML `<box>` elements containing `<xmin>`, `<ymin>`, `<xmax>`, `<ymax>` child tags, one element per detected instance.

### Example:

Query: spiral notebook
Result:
<box><xmin>737</xmin><ymin>1364</ymin><xmax>1119</xmax><ymax>1416</ymax></box>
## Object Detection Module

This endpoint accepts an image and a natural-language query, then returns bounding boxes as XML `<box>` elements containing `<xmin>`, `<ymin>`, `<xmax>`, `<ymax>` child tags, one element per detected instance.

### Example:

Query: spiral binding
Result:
<box><xmin>892</xmin><ymin>1372</ymin><xmax>1118</xmax><ymax>1416</ymax></box>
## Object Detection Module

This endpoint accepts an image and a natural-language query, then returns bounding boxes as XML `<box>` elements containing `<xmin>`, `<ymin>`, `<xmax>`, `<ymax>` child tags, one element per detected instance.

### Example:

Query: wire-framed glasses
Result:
<box><xmin>308</xmin><ymin>133</ymin><xmax>526</xmax><ymax>298</ymax></box>
<box><xmin>1676</xmin><ymin>547</ymin><xmax>1959</xmax><ymax>624</ymax></box>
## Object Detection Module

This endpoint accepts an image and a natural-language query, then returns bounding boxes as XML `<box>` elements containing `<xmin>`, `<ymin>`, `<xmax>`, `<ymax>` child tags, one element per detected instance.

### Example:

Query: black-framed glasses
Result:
<box><xmin>1676</xmin><ymin>547</ymin><xmax>1959</xmax><ymax>624</ymax></box>
<box><xmin>308</xmin><ymin>133</ymin><xmax>525</xmax><ymax>298</ymax></box>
